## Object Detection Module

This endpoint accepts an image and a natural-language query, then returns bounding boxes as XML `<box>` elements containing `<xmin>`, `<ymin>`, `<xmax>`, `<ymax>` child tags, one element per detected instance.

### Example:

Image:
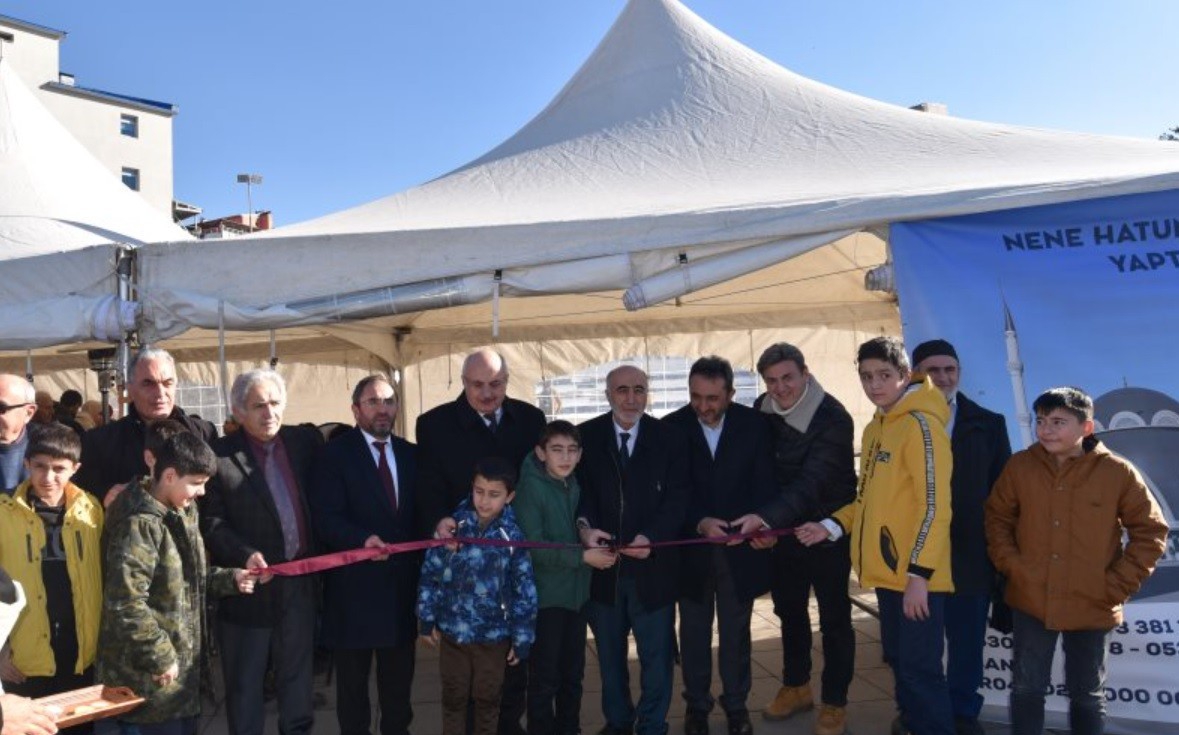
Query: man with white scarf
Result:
<box><xmin>746</xmin><ymin>344</ymin><xmax>857</xmax><ymax>735</ymax></box>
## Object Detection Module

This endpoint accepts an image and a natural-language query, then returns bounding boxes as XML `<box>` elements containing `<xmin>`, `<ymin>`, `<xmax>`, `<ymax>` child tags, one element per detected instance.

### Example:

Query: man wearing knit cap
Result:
<box><xmin>912</xmin><ymin>339</ymin><xmax>1011</xmax><ymax>735</ymax></box>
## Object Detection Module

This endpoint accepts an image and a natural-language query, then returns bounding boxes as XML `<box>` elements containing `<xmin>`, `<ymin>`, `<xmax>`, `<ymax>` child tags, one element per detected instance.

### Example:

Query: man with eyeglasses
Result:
<box><xmin>415</xmin><ymin>348</ymin><xmax>545</xmax><ymax>735</ymax></box>
<box><xmin>0</xmin><ymin>374</ymin><xmax>37</xmax><ymax>495</ymax></box>
<box><xmin>75</xmin><ymin>347</ymin><xmax>216</xmax><ymax>506</ymax></box>
<box><xmin>310</xmin><ymin>375</ymin><xmax>420</xmax><ymax>735</ymax></box>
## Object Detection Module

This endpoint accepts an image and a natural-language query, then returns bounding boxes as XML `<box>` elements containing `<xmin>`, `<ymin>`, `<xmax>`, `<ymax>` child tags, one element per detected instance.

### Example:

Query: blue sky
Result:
<box><xmin>6</xmin><ymin>1</ymin><xmax>1177</xmax><ymax>226</ymax></box>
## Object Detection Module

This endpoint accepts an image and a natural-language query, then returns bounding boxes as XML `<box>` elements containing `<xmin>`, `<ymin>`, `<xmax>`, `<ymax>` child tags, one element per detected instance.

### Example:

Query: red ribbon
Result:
<box><xmin>254</xmin><ymin>527</ymin><xmax>799</xmax><ymax>578</ymax></box>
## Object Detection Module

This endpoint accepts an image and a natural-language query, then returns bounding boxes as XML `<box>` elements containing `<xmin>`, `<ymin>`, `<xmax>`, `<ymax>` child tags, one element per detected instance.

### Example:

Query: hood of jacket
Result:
<box><xmin>879</xmin><ymin>376</ymin><xmax>950</xmax><ymax>428</ymax></box>
<box><xmin>519</xmin><ymin>452</ymin><xmax>576</xmax><ymax>495</ymax></box>
<box><xmin>453</xmin><ymin>496</ymin><xmax>521</xmax><ymax>538</ymax></box>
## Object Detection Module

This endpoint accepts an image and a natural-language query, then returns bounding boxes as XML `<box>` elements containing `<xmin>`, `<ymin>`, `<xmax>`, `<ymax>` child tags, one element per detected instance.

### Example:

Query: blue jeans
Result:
<box><xmin>876</xmin><ymin>588</ymin><xmax>954</xmax><ymax>735</ymax></box>
<box><xmin>944</xmin><ymin>592</ymin><xmax>990</xmax><ymax>721</ymax></box>
<box><xmin>1010</xmin><ymin>608</ymin><xmax>1110</xmax><ymax>735</ymax></box>
<box><xmin>587</xmin><ymin>577</ymin><xmax>675</xmax><ymax>735</ymax></box>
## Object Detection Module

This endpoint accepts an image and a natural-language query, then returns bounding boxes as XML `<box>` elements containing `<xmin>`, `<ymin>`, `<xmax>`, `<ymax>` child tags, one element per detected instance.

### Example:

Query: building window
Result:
<box><xmin>121</xmin><ymin>167</ymin><xmax>140</xmax><ymax>191</ymax></box>
<box><xmin>175</xmin><ymin>382</ymin><xmax>227</xmax><ymax>428</ymax></box>
<box><xmin>534</xmin><ymin>356</ymin><xmax>760</xmax><ymax>423</ymax></box>
<box><xmin>120</xmin><ymin>113</ymin><xmax>139</xmax><ymax>138</ymax></box>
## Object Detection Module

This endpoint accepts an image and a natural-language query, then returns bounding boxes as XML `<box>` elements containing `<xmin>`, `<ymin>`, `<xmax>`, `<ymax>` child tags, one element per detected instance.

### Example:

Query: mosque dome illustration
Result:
<box><xmin>1093</xmin><ymin>387</ymin><xmax>1179</xmax><ymax>432</ymax></box>
<box><xmin>1092</xmin><ymin>386</ymin><xmax>1179</xmax><ymax>601</ymax></box>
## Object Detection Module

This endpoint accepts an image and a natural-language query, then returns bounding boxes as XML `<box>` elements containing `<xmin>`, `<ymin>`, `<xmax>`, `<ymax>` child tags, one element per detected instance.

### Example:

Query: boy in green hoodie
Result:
<box><xmin>513</xmin><ymin>421</ymin><xmax>616</xmax><ymax>735</ymax></box>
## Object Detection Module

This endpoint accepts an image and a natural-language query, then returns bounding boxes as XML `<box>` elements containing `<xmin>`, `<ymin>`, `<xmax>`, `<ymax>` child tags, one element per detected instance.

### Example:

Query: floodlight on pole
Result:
<box><xmin>236</xmin><ymin>173</ymin><xmax>263</xmax><ymax>232</ymax></box>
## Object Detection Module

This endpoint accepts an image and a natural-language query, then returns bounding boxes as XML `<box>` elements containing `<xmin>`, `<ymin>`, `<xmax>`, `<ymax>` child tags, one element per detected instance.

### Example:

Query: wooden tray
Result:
<box><xmin>35</xmin><ymin>684</ymin><xmax>145</xmax><ymax>727</ymax></box>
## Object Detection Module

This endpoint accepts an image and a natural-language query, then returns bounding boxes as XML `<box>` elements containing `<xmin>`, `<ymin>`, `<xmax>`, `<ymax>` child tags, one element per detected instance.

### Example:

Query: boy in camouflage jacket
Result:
<box><xmin>97</xmin><ymin>433</ymin><xmax>254</xmax><ymax>733</ymax></box>
<box><xmin>417</xmin><ymin>457</ymin><xmax>538</xmax><ymax>735</ymax></box>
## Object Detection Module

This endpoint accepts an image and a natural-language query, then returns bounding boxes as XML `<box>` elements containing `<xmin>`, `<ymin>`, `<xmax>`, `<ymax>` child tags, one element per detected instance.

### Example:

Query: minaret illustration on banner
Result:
<box><xmin>1004</xmin><ymin>298</ymin><xmax>1034</xmax><ymax>448</ymax></box>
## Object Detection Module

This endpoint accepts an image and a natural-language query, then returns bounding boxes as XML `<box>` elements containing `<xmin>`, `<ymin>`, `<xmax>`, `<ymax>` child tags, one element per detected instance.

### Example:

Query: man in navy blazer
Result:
<box><xmin>202</xmin><ymin>369</ymin><xmax>322</xmax><ymax>735</ymax></box>
<box><xmin>663</xmin><ymin>356</ymin><xmax>777</xmax><ymax>735</ymax></box>
<box><xmin>310</xmin><ymin>375</ymin><xmax>419</xmax><ymax>735</ymax></box>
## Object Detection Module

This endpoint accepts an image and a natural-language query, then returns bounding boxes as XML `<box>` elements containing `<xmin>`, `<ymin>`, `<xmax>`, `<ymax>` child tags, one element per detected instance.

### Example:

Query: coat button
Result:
<box><xmin>1052</xmin><ymin>553</ymin><xmax>1060</xmax><ymax>560</ymax></box>
<box><xmin>1053</xmin><ymin>519</ymin><xmax>1060</xmax><ymax>527</ymax></box>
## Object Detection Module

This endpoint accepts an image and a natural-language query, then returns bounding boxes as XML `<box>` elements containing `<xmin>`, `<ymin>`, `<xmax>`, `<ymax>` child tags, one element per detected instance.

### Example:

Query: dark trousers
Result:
<box><xmin>218</xmin><ymin>577</ymin><xmax>316</xmax><ymax>735</ymax></box>
<box><xmin>770</xmin><ymin>539</ymin><xmax>855</xmax><ymax>706</ymax></box>
<box><xmin>9</xmin><ymin>666</ymin><xmax>94</xmax><ymax>735</ymax></box>
<box><xmin>131</xmin><ymin>717</ymin><xmax>199</xmax><ymax>735</ymax></box>
<box><xmin>587</xmin><ymin>577</ymin><xmax>675</xmax><ymax>735</ymax></box>
<box><xmin>877</xmin><ymin>588</ymin><xmax>954</xmax><ymax>735</ymax></box>
<box><xmin>944</xmin><ymin>592</ymin><xmax>990</xmax><ymax>721</ymax></box>
<box><xmin>499</xmin><ymin>649</ymin><xmax>528</xmax><ymax>735</ymax></box>
<box><xmin>1010</xmin><ymin>609</ymin><xmax>1110</xmax><ymax>735</ymax></box>
<box><xmin>334</xmin><ymin>642</ymin><xmax>416</xmax><ymax>735</ymax></box>
<box><xmin>527</xmin><ymin>606</ymin><xmax>587</xmax><ymax>735</ymax></box>
<box><xmin>440</xmin><ymin>635</ymin><xmax>510</xmax><ymax>735</ymax></box>
<box><xmin>678</xmin><ymin>547</ymin><xmax>754</xmax><ymax>717</ymax></box>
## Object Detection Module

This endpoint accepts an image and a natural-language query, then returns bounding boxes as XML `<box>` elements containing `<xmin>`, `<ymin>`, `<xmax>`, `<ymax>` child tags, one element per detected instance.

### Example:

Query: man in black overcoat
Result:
<box><xmin>663</xmin><ymin>356</ymin><xmax>777</xmax><ymax>735</ymax></box>
<box><xmin>913</xmin><ymin>340</ymin><xmax>1011</xmax><ymax>735</ymax></box>
<box><xmin>310</xmin><ymin>375</ymin><xmax>419</xmax><ymax>735</ymax></box>
<box><xmin>415</xmin><ymin>348</ymin><xmax>545</xmax><ymax>735</ymax></box>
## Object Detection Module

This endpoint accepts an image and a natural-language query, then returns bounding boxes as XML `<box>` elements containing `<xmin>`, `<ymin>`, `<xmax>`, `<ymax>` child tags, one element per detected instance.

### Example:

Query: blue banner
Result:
<box><xmin>892</xmin><ymin>189</ymin><xmax>1179</xmax><ymax>732</ymax></box>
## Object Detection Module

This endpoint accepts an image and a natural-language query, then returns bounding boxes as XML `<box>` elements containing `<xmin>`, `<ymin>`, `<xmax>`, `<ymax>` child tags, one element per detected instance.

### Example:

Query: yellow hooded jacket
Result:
<box><xmin>833</xmin><ymin>377</ymin><xmax>954</xmax><ymax>593</ymax></box>
<box><xmin>0</xmin><ymin>480</ymin><xmax>104</xmax><ymax>676</ymax></box>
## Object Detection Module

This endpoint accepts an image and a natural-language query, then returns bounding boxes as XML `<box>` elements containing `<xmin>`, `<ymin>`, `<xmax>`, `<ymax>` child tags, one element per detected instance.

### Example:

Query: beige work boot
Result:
<box><xmin>814</xmin><ymin>704</ymin><xmax>847</xmax><ymax>735</ymax></box>
<box><xmin>762</xmin><ymin>684</ymin><xmax>814</xmax><ymax>721</ymax></box>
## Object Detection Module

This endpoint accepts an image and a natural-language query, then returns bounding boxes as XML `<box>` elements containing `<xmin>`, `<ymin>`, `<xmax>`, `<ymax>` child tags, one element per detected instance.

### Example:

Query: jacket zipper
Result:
<box><xmin>857</xmin><ymin>417</ymin><xmax>883</xmax><ymax>575</ymax></box>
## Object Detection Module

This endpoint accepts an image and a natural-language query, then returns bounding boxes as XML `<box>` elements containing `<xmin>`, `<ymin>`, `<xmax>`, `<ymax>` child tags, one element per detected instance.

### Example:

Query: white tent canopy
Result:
<box><xmin>0</xmin><ymin>58</ymin><xmax>191</xmax><ymax>348</ymax></box>
<box><xmin>137</xmin><ymin>0</ymin><xmax>1179</xmax><ymax>343</ymax></box>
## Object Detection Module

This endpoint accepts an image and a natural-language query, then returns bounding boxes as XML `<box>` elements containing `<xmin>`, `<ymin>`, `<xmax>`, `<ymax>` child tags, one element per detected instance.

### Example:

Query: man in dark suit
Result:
<box><xmin>753</xmin><ymin>343</ymin><xmax>857</xmax><ymax>735</ymax></box>
<box><xmin>201</xmin><ymin>369</ymin><xmax>322</xmax><ymax>735</ymax></box>
<box><xmin>415</xmin><ymin>348</ymin><xmax>545</xmax><ymax>735</ymax></box>
<box><xmin>76</xmin><ymin>347</ymin><xmax>216</xmax><ymax>506</ymax></box>
<box><xmin>663</xmin><ymin>357</ymin><xmax>777</xmax><ymax>735</ymax></box>
<box><xmin>310</xmin><ymin>375</ymin><xmax>419</xmax><ymax>735</ymax></box>
<box><xmin>577</xmin><ymin>365</ymin><xmax>690</xmax><ymax>735</ymax></box>
<box><xmin>913</xmin><ymin>340</ymin><xmax>1011</xmax><ymax>735</ymax></box>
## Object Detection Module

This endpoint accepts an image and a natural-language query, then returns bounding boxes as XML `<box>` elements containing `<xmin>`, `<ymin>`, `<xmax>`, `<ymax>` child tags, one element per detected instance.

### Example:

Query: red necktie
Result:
<box><xmin>373</xmin><ymin>441</ymin><xmax>398</xmax><ymax>514</ymax></box>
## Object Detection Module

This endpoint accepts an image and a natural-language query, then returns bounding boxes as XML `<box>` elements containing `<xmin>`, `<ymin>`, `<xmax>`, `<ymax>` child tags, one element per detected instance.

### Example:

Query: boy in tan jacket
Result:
<box><xmin>985</xmin><ymin>386</ymin><xmax>1167</xmax><ymax>735</ymax></box>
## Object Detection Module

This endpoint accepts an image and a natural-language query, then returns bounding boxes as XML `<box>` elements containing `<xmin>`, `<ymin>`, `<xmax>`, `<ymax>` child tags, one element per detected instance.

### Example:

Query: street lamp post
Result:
<box><xmin>235</xmin><ymin>173</ymin><xmax>263</xmax><ymax>232</ymax></box>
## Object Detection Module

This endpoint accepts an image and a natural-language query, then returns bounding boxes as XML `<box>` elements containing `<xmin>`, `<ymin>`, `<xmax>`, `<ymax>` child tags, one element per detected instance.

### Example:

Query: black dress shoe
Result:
<box><xmin>684</xmin><ymin>711</ymin><xmax>710</xmax><ymax>735</ymax></box>
<box><xmin>598</xmin><ymin>726</ymin><xmax>634</xmax><ymax>735</ymax></box>
<box><xmin>727</xmin><ymin>712</ymin><xmax>753</xmax><ymax>735</ymax></box>
<box><xmin>954</xmin><ymin>718</ymin><xmax>985</xmax><ymax>735</ymax></box>
<box><xmin>890</xmin><ymin>715</ymin><xmax>909</xmax><ymax>735</ymax></box>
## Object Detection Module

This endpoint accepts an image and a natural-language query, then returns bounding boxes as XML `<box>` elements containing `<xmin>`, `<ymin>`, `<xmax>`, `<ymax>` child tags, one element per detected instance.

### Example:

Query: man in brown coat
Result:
<box><xmin>985</xmin><ymin>386</ymin><xmax>1168</xmax><ymax>735</ymax></box>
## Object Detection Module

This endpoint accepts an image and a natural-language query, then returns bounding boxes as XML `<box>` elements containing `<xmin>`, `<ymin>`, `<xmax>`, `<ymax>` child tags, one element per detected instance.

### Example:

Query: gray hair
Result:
<box><xmin>129</xmin><ymin>346</ymin><xmax>175</xmax><ymax>380</ymax></box>
<box><xmin>756</xmin><ymin>343</ymin><xmax>808</xmax><ymax>376</ymax></box>
<box><xmin>231</xmin><ymin>369</ymin><xmax>287</xmax><ymax>411</ymax></box>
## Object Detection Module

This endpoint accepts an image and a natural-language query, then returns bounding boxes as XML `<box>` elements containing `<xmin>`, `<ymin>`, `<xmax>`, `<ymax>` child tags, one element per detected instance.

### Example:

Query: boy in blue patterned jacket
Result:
<box><xmin>418</xmin><ymin>456</ymin><xmax>538</xmax><ymax>735</ymax></box>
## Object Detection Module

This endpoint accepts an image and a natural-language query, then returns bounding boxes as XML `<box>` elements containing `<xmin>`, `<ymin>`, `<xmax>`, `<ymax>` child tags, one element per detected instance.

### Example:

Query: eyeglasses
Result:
<box><xmin>0</xmin><ymin>403</ymin><xmax>31</xmax><ymax>415</ymax></box>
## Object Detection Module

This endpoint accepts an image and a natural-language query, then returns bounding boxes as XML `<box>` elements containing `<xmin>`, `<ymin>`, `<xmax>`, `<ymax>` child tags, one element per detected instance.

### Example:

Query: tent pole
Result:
<box><xmin>218</xmin><ymin>301</ymin><xmax>230</xmax><ymax>423</ymax></box>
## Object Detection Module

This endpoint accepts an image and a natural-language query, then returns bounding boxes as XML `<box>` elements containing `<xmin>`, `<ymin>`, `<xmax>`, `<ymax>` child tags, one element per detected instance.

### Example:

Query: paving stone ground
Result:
<box><xmin>197</xmin><ymin>583</ymin><xmax>1024</xmax><ymax>735</ymax></box>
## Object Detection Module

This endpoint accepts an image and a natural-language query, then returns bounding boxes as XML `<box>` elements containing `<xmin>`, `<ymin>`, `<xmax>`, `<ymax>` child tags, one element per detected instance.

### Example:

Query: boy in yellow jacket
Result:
<box><xmin>0</xmin><ymin>423</ymin><xmax>103</xmax><ymax>710</ymax></box>
<box><xmin>798</xmin><ymin>337</ymin><xmax>954</xmax><ymax>735</ymax></box>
